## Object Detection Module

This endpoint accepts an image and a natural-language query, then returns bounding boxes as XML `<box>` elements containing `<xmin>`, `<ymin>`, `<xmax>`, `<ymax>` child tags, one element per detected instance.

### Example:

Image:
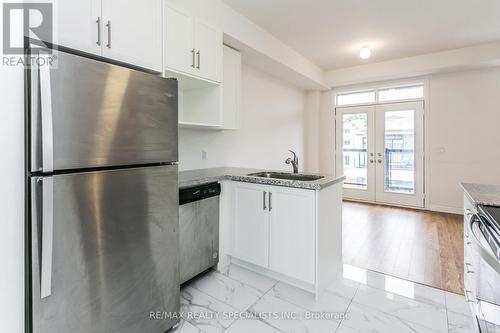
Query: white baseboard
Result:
<box><xmin>429</xmin><ymin>204</ymin><xmax>463</xmax><ymax>215</ymax></box>
<box><xmin>344</xmin><ymin>198</ymin><xmax>463</xmax><ymax>215</ymax></box>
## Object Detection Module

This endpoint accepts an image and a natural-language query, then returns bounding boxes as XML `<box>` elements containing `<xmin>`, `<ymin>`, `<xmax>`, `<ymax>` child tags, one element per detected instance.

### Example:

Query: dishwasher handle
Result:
<box><xmin>179</xmin><ymin>182</ymin><xmax>221</xmax><ymax>205</ymax></box>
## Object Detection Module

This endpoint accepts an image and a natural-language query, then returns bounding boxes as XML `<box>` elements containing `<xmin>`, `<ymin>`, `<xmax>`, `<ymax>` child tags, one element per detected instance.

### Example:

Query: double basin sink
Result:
<box><xmin>247</xmin><ymin>171</ymin><xmax>324</xmax><ymax>182</ymax></box>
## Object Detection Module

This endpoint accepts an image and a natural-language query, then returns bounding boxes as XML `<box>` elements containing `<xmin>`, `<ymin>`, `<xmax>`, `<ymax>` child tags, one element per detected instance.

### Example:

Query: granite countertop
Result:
<box><xmin>179</xmin><ymin>167</ymin><xmax>345</xmax><ymax>190</ymax></box>
<box><xmin>461</xmin><ymin>183</ymin><xmax>500</xmax><ymax>206</ymax></box>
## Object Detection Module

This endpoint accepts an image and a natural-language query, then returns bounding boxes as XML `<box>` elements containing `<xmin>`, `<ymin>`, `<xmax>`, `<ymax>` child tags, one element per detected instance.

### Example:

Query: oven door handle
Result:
<box><xmin>467</xmin><ymin>214</ymin><xmax>500</xmax><ymax>274</ymax></box>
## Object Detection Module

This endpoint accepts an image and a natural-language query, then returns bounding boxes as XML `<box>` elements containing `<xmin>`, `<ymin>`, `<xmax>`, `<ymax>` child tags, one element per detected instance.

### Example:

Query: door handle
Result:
<box><xmin>96</xmin><ymin>17</ymin><xmax>101</xmax><ymax>46</ymax></box>
<box><xmin>40</xmin><ymin>177</ymin><xmax>54</xmax><ymax>299</ymax></box>
<box><xmin>269</xmin><ymin>192</ymin><xmax>272</xmax><ymax>211</ymax></box>
<box><xmin>39</xmin><ymin>63</ymin><xmax>54</xmax><ymax>173</ymax></box>
<box><xmin>196</xmin><ymin>50</ymin><xmax>201</xmax><ymax>69</ymax></box>
<box><xmin>263</xmin><ymin>191</ymin><xmax>267</xmax><ymax>210</ymax></box>
<box><xmin>191</xmin><ymin>49</ymin><xmax>196</xmax><ymax>68</ymax></box>
<box><xmin>105</xmin><ymin>20</ymin><xmax>111</xmax><ymax>48</ymax></box>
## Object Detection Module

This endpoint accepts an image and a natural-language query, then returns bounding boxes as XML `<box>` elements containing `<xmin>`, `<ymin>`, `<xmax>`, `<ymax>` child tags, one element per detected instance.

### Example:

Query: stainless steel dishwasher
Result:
<box><xmin>179</xmin><ymin>182</ymin><xmax>221</xmax><ymax>284</ymax></box>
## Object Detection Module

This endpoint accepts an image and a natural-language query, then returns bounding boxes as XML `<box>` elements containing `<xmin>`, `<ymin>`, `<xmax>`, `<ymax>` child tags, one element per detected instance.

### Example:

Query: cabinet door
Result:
<box><xmin>55</xmin><ymin>0</ymin><xmax>102</xmax><ymax>55</ymax></box>
<box><xmin>221</xmin><ymin>45</ymin><xmax>241</xmax><ymax>129</ymax></box>
<box><xmin>164</xmin><ymin>4</ymin><xmax>195</xmax><ymax>75</ymax></box>
<box><xmin>101</xmin><ymin>0</ymin><xmax>162</xmax><ymax>71</ymax></box>
<box><xmin>268</xmin><ymin>186</ymin><xmax>316</xmax><ymax>283</ymax></box>
<box><xmin>194</xmin><ymin>20</ymin><xmax>222</xmax><ymax>82</ymax></box>
<box><xmin>231</xmin><ymin>183</ymin><xmax>269</xmax><ymax>267</ymax></box>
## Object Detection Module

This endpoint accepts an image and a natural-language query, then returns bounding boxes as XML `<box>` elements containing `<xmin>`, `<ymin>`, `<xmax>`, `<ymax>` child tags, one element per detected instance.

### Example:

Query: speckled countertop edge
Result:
<box><xmin>461</xmin><ymin>182</ymin><xmax>500</xmax><ymax>207</ymax></box>
<box><xmin>179</xmin><ymin>167</ymin><xmax>345</xmax><ymax>190</ymax></box>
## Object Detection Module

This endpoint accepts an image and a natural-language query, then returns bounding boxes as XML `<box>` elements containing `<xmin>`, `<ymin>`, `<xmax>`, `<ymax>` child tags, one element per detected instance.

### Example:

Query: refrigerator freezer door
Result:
<box><xmin>30</xmin><ymin>49</ymin><xmax>178</xmax><ymax>172</ymax></box>
<box><xmin>30</xmin><ymin>165</ymin><xmax>180</xmax><ymax>333</ymax></box>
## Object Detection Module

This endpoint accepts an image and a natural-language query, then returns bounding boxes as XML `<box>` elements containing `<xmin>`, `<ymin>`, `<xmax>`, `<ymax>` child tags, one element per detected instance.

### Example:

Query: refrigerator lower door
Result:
<box><xmin>30</xmin><ymin>165</ymin><xmax>179</xmax><ymax>333</ymax></box>
<box><xmin>30</xmin><ymin>48</ymin><xmax>178</xmax><ymax>173</ymax></box>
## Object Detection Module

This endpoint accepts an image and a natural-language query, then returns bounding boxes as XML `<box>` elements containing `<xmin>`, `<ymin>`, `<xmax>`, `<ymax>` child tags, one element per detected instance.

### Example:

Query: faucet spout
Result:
<box><xmin>285</xmin><ymin>150</ymin><xmax>299</xmax><ymax>174</ymax></box>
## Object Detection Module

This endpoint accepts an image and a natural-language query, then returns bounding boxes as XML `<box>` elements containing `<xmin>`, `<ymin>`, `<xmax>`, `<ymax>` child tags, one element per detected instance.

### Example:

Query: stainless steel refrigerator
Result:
<box><xmin>27</xmin><ymin>47</ymin><xmax>180</xmax><ymax>333</ymax></box>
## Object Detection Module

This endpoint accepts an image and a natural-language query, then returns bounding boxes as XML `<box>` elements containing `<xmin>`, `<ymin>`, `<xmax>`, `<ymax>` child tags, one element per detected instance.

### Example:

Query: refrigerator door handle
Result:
<box><xmin>40</xmin><ymin>177</ymin><xmax>54</xmax><ymax>298</ymax></box>
<box><xmin>39</xmin><ymin>63</ymin><xmax>54</xmax><ymax>173</ymax></box>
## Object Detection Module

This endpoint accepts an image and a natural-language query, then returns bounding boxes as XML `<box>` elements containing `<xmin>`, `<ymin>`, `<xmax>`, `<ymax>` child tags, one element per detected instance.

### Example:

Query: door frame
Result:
<box><xmin>332</xmin><ymin>79</ymin><xmax>430</xmax><ymax>210</ymax></box>
<box><xmin>334</xmin><ymin>99</ymin><xmax>427</xmax><ymax>209</ymax></box>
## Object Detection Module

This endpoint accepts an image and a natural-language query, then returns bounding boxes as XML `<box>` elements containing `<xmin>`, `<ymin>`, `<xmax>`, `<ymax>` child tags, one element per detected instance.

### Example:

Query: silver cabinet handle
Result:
<box><xmin>40</xmin><ymin>177</ymin><xmax>54</xmax><ymax>299</ymax></box>
<box><xmin>105</xmin><ymin>20</ymin><xmax>111</xmax><ymax>48</ymax></box>
<box><xmin>191</xmin><ymin>49</ymin><xmax>196</xmax><ymax>68</ymax></box>
<box><xmin>196</xmin><ymin>50</ymin><xmax>201</xmax><ymax>69</ymax></box>
<box><xmin>39</xmin><ymin>63</ymin><xmax>54</xmax><ymax>173</ymax></box>
<box><xmin>463</xmin><ymin>288</ymin><xmax>474</xmax><ymax>303</ymax></box>
<box><xmin>263</xmin><ymin>191</ymin><xmax>267</xmax><ymax>210</ymax></box>
<box><xmin>269</xmin><ymin>192</ymin><xmax>272</xmax><ymax>211</ymax></box>
<box><xmin>96</xmin><ymin>17</ymin><xmax>101</xmax><ymax>46</ymax></box>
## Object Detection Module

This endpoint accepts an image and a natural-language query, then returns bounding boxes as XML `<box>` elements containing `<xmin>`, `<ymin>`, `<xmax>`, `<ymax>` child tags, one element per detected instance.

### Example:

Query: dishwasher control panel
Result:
<box><xmin>179</xmin><ymin>182</ymin><xmax>221</xmax><ymax>205</ymax></box>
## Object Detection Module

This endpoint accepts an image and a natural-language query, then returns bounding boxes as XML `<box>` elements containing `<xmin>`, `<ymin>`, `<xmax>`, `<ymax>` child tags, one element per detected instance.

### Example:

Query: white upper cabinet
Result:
<box><xmin>164</xmin><ymin>3</ymin><xmax>222</xmax><ymax>83</ymax></box>
<box><xmin>55</xmin><ymin>0</ymin><xmax>102</xmax><ymax>56</ymax></box>
<box><xmin>222</xmin><ymin>45</ymin><xmax>241</xmax><ymax>129</ymax></box>
<box><xmin>101</xmin><ymin>0</ymin><xmax>162</xmax><ymax>71</ymax></box>
<box><xmin>55</xmin><ymin>0</ymin><xmax>162</xmax><ymax>72</ymax></box>
<box><xmin>164</xmin><ymin>4</ymin><xmax>195</xmax><ymax>75</ymax></box>
<box><xmin>194</xmin><ymin>20</ymin><xmax>222</xmax><ymax>82</ymax></box>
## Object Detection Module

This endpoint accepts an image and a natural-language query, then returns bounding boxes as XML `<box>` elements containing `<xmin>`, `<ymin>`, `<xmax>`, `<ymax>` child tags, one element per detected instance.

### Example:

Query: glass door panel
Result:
<box><xmin>375</xmin><ymin>102</ymin><xmax>424</xmax><ymax>207</ymax></box>
<box><xmin>384</xmin><ymin>110</ymin><xmax>415</xmax><ymax>194</ymax></box>
<box><xmin>336</xmin><ymin>106</ymin><xmax>375</xmax><ymax>202</ymax></box>
<box><xmin>342</xmin><ymin>113</ymin><xmax>368</xmax><ymax>190</ymax></box>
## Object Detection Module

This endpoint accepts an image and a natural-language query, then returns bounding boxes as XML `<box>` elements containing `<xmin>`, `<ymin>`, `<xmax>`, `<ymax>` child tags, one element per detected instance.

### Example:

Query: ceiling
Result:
<box><xmin>222</xmin><ymin>0</ymin><xmax>500</xmax><ymax>70</ymax></box>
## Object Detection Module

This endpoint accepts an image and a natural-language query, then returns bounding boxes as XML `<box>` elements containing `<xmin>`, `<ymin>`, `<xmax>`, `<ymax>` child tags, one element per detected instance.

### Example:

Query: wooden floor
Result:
<box><xmin>342</xmin><ymin>201</ymin><xmax>464</xmax><ymax>294</ymax></box>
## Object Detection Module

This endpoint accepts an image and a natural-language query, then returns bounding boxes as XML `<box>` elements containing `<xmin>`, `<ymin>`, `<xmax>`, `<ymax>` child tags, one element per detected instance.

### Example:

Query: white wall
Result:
<box><xmin>0</xmin><ymin>66</ymin><xmax>25</xmax><ymax>333</ymax></box>
<box><xmin>179</xmin><ymin>64</ymin><xmax>307</xmax><ymax>171</ymax></box>
<box><xmin>318</xmin><ymin>91</ymin><xmax>335</xmax><ymax>175</ymax></box>
<box><xmin>0</xmin><ymin>2</ymin><xmax>25</xmax><ymax>331</ymax></box>
<box><xmin>427</xmin><ymin>67</ymin><xmax>500</xmax><ymax>212</ymax></box>
<box><xmin>303</xmin><ymin>91</ymin><xmax>320</xmax><ymax>173</ymax></box>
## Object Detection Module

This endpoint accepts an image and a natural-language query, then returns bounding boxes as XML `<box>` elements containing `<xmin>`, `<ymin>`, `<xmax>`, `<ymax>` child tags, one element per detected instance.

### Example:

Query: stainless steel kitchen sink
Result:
<box><xmin>247</xmin><ymin>171</ymin><xmax>324</xmax><ymax>182</ymax></box>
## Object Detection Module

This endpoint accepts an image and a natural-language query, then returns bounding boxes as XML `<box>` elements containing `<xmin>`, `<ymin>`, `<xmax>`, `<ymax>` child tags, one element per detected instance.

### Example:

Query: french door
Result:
<box><xmin>336</xmin><ymin>101</ymin><xmax>424</xmax><ymax>207</ymax></box>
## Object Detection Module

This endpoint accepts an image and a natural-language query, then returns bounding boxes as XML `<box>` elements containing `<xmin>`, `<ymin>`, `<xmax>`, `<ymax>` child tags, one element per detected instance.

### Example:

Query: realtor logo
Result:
<box><xmin>2</xmin><ymin>3</ymin><xmax>53</xmax><ymax>54</ymax></box>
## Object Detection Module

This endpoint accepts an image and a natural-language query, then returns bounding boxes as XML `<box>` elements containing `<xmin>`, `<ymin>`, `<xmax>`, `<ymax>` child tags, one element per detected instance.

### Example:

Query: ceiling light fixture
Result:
<box><xmin>359</xmin><ymin>47</ymin><xmax>372</xmax><ymax>60</ymax></box>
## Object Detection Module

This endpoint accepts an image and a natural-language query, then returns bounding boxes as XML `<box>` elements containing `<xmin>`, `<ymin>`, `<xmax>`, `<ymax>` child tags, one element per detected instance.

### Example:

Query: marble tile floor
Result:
<box><xmin>171</xmin><ymin>264</ymin><xmax>476</xmax><ymax>333</ymax></box>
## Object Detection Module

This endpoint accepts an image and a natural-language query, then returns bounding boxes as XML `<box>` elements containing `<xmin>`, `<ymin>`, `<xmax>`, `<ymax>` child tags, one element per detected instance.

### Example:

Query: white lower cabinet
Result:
<box><xmin>268</xmin><ymin>186</ymin><xmax>315</xmax><ymax>283</ymax></box>
<box><xmin>230</xmin><ymin>182</ymin><xmax>316</xmax><ymax>284</ymax></box>
<box><xmin>232</xmin><ymin>182</ymin><xmax>269</xmax><ymax>267</ymax></box>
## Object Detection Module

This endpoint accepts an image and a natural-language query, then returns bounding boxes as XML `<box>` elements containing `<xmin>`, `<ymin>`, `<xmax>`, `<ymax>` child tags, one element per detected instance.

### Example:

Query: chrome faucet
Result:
<box><xmin>285</xmin><ymin>150</ymin><xmax>299</xmax><ymax>174</ymax></box>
